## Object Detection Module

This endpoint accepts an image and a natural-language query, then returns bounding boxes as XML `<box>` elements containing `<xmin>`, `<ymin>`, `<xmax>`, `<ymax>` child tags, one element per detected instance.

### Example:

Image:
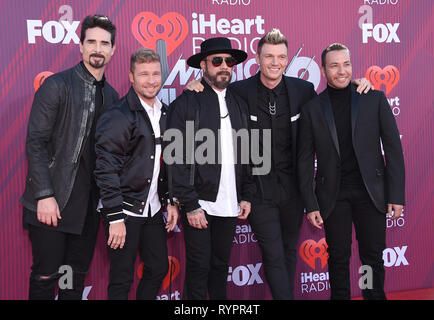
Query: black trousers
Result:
<box><xmin>248</xmin><ymin>187</ymin><xmax>304</xmax><ymax>300</ymax></box>
<box><xmin>106</xmin><ymin>212</ymin><xmax>169</xmax><ymax>300</ymax></box>
<box><xmin>181</xmin><ymin>211</ymin><xmax>237</xmax><ymax>300</ymax></box>
<box><xmin>26</xmin><ymin>201</ymin><xmax>99</xmax><ymax>300</ymax></box>
<box><xmin>324</xmin><ymin>185</ymin><xmax>386</xmax><ymax>300</ymax></box>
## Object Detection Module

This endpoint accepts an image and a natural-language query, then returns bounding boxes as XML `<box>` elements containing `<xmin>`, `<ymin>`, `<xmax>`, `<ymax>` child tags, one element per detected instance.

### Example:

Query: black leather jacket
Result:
<box><xmin>20</xmin><ymin>62</ymin><xmax>119</xmax><ymax>212</ymax></box>
<box><xmin>94</xmin><ymin>87</ymin><xmax>171</xmax><ymax>222</ymax></box>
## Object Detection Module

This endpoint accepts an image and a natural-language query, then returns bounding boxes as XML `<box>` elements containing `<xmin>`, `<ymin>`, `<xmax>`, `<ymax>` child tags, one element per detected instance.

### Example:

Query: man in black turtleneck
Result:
<box><xmin>297</xmin><ymin>43</ymin><xmax>405</xmax><ymax>300</ymax></box>
<box><xmin>328</xmin><ymin>83</ymin><xmax>364</xmax><ymax>187</ymax></box>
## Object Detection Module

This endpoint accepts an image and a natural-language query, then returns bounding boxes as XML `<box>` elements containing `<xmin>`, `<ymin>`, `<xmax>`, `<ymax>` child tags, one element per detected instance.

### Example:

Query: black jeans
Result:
<box><xmin>324</xmin><ymin>184</ymin><xmax>386</xmax><ymax>300</ymax></box>
<box><xmin>26</xmin><ymin>203</ymin><xmax>99</xmax><ymax>300</ymax></box>
<box><xmin>106</xmin><ymin>212</ymin><xmax>168</xmax><ymax>300</ymax></box>
<box><xmin>248</xmin><ymin>179</ymin><xmax>304</xmax><ymax>300</ymax></box>
<box><xmin>181</xmin><ymin>211</ymin><xmax>237</xmax><ymax>300</ymax></box>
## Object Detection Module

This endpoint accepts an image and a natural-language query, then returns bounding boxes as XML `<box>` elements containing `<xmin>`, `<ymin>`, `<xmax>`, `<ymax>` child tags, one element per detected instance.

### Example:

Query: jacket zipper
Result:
<box><xmin>72</xmin><ymin>83</ymin><xmax>95</xmax><ymax>163</ymax></box>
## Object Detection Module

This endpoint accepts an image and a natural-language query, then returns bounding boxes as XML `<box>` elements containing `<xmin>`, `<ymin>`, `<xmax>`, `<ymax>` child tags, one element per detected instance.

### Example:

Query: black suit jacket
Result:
<box><xmin>229</xmin><ymin>73</ymin><xmax>316</xmax><ymax>197</ymax></box>
<box><xmin>297</xmin><ymin>84</ymin><xmax>405</xmax><ymax>220</ymax></box>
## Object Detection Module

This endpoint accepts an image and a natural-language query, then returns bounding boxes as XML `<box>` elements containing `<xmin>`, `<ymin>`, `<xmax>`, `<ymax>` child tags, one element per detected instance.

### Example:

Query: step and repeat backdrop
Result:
<box><xmin>1</xmin><ymin>0</ymin><xmax>433</xmax><ymax>300</ymax></box>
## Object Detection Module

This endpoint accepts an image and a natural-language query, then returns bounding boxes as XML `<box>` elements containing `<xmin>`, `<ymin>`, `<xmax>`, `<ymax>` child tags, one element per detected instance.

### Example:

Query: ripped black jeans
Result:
<box><xmin>26</xmin><ymin>206</ymin><xmax>99</xmax><ymax>300</ymax></box>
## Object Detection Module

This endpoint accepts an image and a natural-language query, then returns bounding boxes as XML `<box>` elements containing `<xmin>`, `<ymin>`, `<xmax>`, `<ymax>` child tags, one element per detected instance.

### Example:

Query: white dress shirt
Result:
<box><xmin>198</xmin><ymin>88</ymin><xmax>239</xmax><ymax>217</ymax></box>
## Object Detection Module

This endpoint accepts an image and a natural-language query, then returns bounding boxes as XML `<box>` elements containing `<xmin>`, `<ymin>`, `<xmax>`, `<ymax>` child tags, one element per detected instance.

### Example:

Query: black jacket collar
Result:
<box><xmin>126</xmin><ymin>86</ymin><xmax>167</xmax><ymax>113</ymax></box>
<box><xmin>76</xmin><ymin>61</ymin><xmax>106</xmax><ymax>85</ymax></box>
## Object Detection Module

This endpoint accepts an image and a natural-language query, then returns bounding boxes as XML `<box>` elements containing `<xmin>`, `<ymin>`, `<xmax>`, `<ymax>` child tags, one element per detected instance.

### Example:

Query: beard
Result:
<box><xmin>204</xmin><ymin>69</ymin><xmax>232</xmax><ymax>89</ymax></box>
<box><xmin>88</xmin><ymin>53</ymin><xmax>106</xmax><ymax>69</ymax></box>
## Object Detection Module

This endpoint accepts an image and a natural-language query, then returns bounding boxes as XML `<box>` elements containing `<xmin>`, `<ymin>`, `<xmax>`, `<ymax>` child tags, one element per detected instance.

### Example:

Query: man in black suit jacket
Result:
<box><xmin>297</xmin><ymin>43</ymin><xmax>405</xmax><ymax>300</ymax></box>
<box><xmin>228</xmin><ymin>33</ymin><xmax>316</xmax><ymax>299</ymax></box>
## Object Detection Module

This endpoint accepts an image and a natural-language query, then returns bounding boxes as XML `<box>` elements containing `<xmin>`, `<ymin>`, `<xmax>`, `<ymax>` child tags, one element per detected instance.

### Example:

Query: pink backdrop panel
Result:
<box><xmin>0</xmin><ymin>0</ymin><xmax>433</xmax><ymax>299</ymax></box>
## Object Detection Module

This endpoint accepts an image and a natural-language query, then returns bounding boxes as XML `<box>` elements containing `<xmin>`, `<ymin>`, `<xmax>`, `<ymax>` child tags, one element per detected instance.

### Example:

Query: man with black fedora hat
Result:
<box><xmin>166</xmin><ymin>37</ymin><xmax>255</xmax><ymax>299</ymax></box>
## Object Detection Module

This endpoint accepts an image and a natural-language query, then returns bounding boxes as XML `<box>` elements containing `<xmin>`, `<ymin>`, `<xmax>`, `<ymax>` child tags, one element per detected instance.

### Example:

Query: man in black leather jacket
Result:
<box><xmin>20</xmin><ymin>15</ymin><xmax>119</xmax><ymax>300</ymax></box>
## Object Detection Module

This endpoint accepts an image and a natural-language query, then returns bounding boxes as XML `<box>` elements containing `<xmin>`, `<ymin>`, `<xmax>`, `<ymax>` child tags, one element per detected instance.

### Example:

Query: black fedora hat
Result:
<box><xmin>187</xmin><ymin>37</ymin><xmax>248</xmax><ymax>69</ymax></box>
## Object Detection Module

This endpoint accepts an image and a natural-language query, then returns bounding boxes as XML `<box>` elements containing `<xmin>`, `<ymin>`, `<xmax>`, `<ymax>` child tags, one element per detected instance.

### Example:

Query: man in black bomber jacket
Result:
<box><xmin>20</xmin><ymin>15</ymin><xmax>119</xmax><ymax>300</ymax></box>
<box><xmin>94</xmin><ymin>48</ymin><xmax>178</xmax><ymax>300</ymax></box>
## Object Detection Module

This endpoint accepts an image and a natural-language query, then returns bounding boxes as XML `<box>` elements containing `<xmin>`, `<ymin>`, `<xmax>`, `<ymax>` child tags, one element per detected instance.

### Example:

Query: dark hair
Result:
<box><xmin>321</xmin><ymin>43</ymin><xmax>349</xmax><ymax>67</ymax></box>
<box><xmin>130</xmin><ymin>48</ymin><xmax>161</xmax><ymax>72</ymax></box>
<box><xmin>80</xmin><ymin>14</ymin><xmax>116</xmax><ymax>46</ymax></box>
<box><xmin>257</xmin><ymin>28</ymin><xmax>288</xmax><ymax>56</ymax></box>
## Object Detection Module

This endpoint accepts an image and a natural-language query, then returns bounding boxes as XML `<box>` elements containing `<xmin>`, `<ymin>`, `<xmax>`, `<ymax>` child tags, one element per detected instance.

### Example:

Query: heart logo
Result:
<box><xmin>34</xmin><ymin>71</ymin><xmax>54</xmax><ymax>91</ymax></box>
<box><xmin>299</xmin><ymin>238</ymin><xmax>328</xmax><ymax>270</ymax></box>
<box><xmin>137</xmin><ymin>256</ymin><xmax>180</xmax><ymax>290</ymax></box>
<box><xmin>161</xmin><ymin>256</ymin><xmax>180</xmax><ymax>290</ymax></box>
<box><xmin>132</xmin><ymin>12</ymin><xmax>188</xmax><ymax>56</ymax></box>
<box><xmin>366</xmin><ymin>65</ymin><xmax>400</xmax><ymax>94</ymax></box>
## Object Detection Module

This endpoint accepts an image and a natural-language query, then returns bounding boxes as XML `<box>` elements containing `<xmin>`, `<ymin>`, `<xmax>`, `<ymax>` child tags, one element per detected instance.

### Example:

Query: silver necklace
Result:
<box><xmin>268</xmin><ymin>102</ymin><xmax>276</xmax><ymax>115</ymax></box>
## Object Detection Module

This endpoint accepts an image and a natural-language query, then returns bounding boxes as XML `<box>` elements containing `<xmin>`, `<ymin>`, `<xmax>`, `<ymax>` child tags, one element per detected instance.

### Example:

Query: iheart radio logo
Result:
<box><xmin>34</xmin><ymin>71</ymin><xmax>54</xmax><ymax>91</ymax></box>
<box><xmin>137</xmin><ymin>256</ymin><xmax>180</xmax><ymax>290</ymax></box>
<box><xmin>366</xmin><ymin>65</ymin><xmax>400</xmax><ymax>95</ymax></box>
<box><xmin>299</xmin><ymin>238</ymin><xmax>328</xmax><ymax>270</ymax></box>
<box><xmin>132</xmin><ymin>12</ymin><xmax>188</xmax><ymax>56</ymax></box>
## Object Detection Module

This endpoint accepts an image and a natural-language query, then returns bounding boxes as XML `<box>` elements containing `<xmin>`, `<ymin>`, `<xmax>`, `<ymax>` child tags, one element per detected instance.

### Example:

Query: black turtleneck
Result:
<box><xmin>328</xmin><ymin>84</ymin><xmax>363</xmax><ymax>186</ymax></box>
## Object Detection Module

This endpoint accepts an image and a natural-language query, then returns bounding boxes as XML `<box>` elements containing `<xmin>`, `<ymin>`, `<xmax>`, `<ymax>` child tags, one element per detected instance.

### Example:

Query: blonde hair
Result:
<box><xmin>257</xmin><ymin>28</ymin><xmax>288</xmax><ymax>56</ymax></box>
<box><xmin>130</xmin><ymin>48</ymin><xmax>161</xmax><ymax>72</ymax></box>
